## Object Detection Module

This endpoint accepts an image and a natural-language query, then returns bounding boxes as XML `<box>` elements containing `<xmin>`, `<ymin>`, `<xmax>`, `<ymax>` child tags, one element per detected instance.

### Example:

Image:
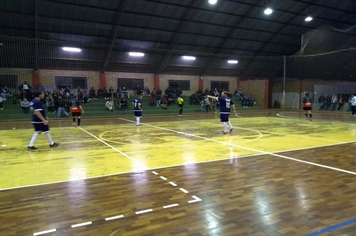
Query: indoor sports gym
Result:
<box><xmin>1</xmin><ymin>1</ymin><xmax>356</xmax><ymax>235</ymax></box>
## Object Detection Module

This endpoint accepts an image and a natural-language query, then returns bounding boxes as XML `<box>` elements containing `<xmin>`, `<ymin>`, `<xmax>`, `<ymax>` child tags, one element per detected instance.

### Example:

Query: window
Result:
<box><xmin>0</xmin><ymin>75</ymin><xmax>19</xmax><ymax>89</ymax></box>
<box><xmin>211</xmin><ymin>81</ymin><xmax>229</xmax><ymax>91</ymax></box>
<box><xmin>168</xmin><ymin>80</ymin><xmax>190</xmax><ymax>91</ymax></box>
<box><xmin>54</xmin><ymin>76</ymin><xmax>88</xmax><ymax>90</ymax></box>
<box><xmin>117</xmin><ymin>78</ymin><xmax>144</xmax><ymax>90</ymax></box>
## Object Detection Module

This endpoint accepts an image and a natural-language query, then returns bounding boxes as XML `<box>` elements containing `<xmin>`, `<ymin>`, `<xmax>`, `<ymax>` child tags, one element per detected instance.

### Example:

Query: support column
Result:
<box><xmin>100</xmin><ymin>72</ymin><xmax>106</xmax><ymax>88</ymax></box>
<box><xmin>33</xmin><ymin>70</ymin><xmax>40</xmax><ymax>88</ymax></box>
<box><xmin>264</xmin><ymin>79</ymin><xmax>269</xmax><ymax>110</ymax></box>
<box><xmin>154</xmin><ymin>74</ymin><xmax>159</xmax><ymax>89</ymax></box>
<box><xmin>199</xmin><ymin>75</ymin><xmax>204</xmax><ymax>91</ymax></box>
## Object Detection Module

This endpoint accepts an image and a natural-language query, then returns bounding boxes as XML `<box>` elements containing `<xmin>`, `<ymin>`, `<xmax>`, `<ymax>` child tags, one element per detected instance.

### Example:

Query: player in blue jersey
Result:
<box><xmin>28</xmin><ymin>91</ymin><xmax>60</xmax><ymax>149</ymax></box>
<box><xmin>133</xmin><ymin>94</ymin><xmax>143</xmax><ymax>126</ymax></box>
<box><xmin>208</xmin><ymin>91</ymin><xmax>237</xmax><ymax>134</ymax></box>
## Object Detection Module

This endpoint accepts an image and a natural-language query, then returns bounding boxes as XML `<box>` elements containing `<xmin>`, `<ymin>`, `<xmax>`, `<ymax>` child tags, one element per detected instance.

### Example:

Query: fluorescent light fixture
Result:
<box><xmin>62</xmin><ymin>47</ymin><xmax>81</xmax><ymax>52</ymax></box>
<box><xmin>228</xmin><ymin>60</ymin><xmax>238</xmax><ymax>64</ymax></box>
<box><xmin>208</xmin><ymin>0</ymin><xmax>217</xmax><ymax>4</ymax></box>
<box><xmin>305</xmin><ymin>16</ymin><xmax>313</xmax><ymax>22</ymax></box>
<box><xmin>182</xmin><ymin>56</ymin><xmax>196</xmax><ymax>60</ymax></box>
<box><xmin>129</xmin><ymin>52</ymin><xmax>145</xmax><ymax>57</ymax></box>
<box><xmin>264</xmin><ymin>8</ymin><xmax>273</xmax><ymax>15</ymax></box>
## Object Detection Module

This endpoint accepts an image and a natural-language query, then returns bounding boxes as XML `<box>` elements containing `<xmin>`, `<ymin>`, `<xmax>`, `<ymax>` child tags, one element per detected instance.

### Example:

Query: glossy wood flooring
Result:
<box><xmin>0</xmin><ymin>111</ymin><xmax>356</xmax><ymax>235</ymax></box>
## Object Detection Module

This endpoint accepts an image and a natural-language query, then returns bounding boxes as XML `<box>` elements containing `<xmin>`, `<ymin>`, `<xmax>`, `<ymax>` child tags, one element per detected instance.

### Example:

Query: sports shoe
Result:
<box><xmin>219</xmin><ymin>131</ymin><xmax>228</xmax><ymax>135</ymax></box>
<box><xmin>49</xmin><ymin>142</ymin><xmax>60</xmax><ymax>147</ymax></box>
<box><xmin>28</xmin><ymin>146</ymin><xmax>38</xmax><ymax>150</ymax></box>
<box><xmin>72</xmin><ymin>122</ymin><xmax>76</xmax><ymax>126</ymax></box>
<box><xmin>229</xmin><ymin>128</ymin><xmax>233</xmax><ymax>133</ymax></box>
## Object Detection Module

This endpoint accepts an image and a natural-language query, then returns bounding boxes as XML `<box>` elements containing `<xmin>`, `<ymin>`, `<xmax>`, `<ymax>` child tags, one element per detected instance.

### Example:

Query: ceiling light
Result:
<box><xmin>182</xmin><ymin>56</ymin><xmax>196</xmax><ymax>60</ymax></box>
<box><xmin>264</xmin><ymin>8</ymin><xmax>273</xmax><ymax>15</ymax></box>
<box><xmin>62</xmin><ymin>47</ymin><xmax>81</xmax><ymax>52</ymax></box>
<box><xmin>305</xmin><ymin>16</ymin><xmax>313</xmax><ymax>22</ymax></box>
<box><xmin>129</xmin><ymin>52</ymin><xmax>145</xmax><ymax>57</ymax></box>
<box><xmin>228</xmin><ymin>60</ymin><xmax>238</xmax><ymax>64</ymax></box>
<box><xmin>208</xmin><ymin>0</ymin><xmax>217</xmax><ymax>4</ymax></box>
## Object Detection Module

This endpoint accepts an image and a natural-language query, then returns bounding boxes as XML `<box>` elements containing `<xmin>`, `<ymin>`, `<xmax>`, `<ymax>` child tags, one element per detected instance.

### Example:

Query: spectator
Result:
<box><xmin>21</xmin><ymin>98</ymin><xmax>31</xmax><ymax>113</ymax></box>
<box><xmin>19</xmin><ymin>81</ymin><xmax>32</xmax><ymax>100</ymax></box>
<box><xmin>46</xmin><ymin>94</ymin><xmax>55</xmax><ymax>113</ymax></box>
<box><xmin>1</xmin><ymin>86</ymin><xmax>10</xmax><ymax>100</ymax></box>
<box><xmin>318</xmin><ymin>94</ymin><xmax>326</xmax><ymax>110</ymax></box>
<box><xmin>337</xmin><ymin>95</ymin><xmax>344</xmax><ymax>110</ymax></box>
<box><xmin>122</xmin><ymin>87</ymin><xmax>129</xmax><ymax>99</ymax></box>
<box><xmin>324</xmin><ymin>95</ymin><xmax>332</xmax><ymax>110</ymax></box>
<box><xmin>136</xmin><ymin>85</ymin><xmax>142</xmax><ymax>95</ymax></box>
<box><xmin>144</xmin><ymin>86</ymin><xmax>150</xmax><ymax>96</ymax></box>
<box><xmin>97</xmin><ymin>88</ymin><xmax>104</xmax><ymax>98</ymax></box>
<box><xmin>89</xmin><ymin>87</ymin><xmax>96</xmax><ymax>99</ymax></box>
<box><xmin>120</xmin><ymin>98</ymin><xmax>128</xmax><ymax>110</ymax></box>
<box><xmin>57</xmin><ymin>96</ymin><xmax>69</xmax><ymax>118</ymax></box>
<box><xmin>105</xmin><ymin>100</ymin><xmax>113</xmax><ymax>111</ymax></box>
<box><xmin>347</xmin><ymin>95</ymin><xmax>353</xmax><ymax>112</ymax></box>
<box><xmin>0</xmin><ymin>96</ymin><xmax>3</xmax><ymax>110</ymax></box>
<box><xmin>200</xmin><ymin>98</ymin><xmax>206</xmax><ymax>112</ymax></box>
<box><xmin>213</xmin><ymin>88</ymin><xmax>219</xmax><ymax>97</ymax></box>
<box><xmin>116</xmin><ymin>87</ymin><xmax>122</xmax><ymax>98</ymax></box>
<box><xmin>204</xmin><ymin>96</ymin><xmax>211</xmax><ymax>112</ymax></box>
<box><xmin>351</xmin><ymin>95</ymin><xmax>356</xmax><ymax>116</ymax></box>
<box><xmin>331</xmin><ymin>95</ymin><xmax>338</xmax><ymax>111</ymax></box>
<box><xmin>36</xmin><ymin>83</ymin><xmax>45</xmax><ymax>92</ymax></box>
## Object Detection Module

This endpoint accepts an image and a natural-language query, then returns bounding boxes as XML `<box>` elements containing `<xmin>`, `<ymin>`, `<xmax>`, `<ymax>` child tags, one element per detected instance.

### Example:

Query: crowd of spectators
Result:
<box><xmin>189</xmin><ymin>87</ymin><xmax>256</xmax><ymax>112</ymax></box>
<box><xmin>317</xmin><ymin>94</ymin><xmax>353</xmax><ymax>111</ymax></box>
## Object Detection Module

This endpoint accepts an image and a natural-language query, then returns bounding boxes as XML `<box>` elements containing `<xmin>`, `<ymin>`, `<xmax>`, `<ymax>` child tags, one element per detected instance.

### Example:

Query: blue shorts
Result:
<box><xmin>33</xmin><ymin>123</ymin><xmax>50</xmax><ymax>133</ymax></box>
<box><xmin>220</xmin><ymin>114</ymin><xmax>230</xmax><ymax>122</ymax></box>
<box><xmin>134</xmin><ymin>111</ymin><xmax>142</xmax><ymax>117</ymax></box>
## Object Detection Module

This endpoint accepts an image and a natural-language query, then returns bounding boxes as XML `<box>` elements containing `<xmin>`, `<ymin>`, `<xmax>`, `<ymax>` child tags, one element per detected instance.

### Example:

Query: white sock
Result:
<box><xmin>223</xmin><ymin>122</ymin><xmax>228</xmax><ymax>133</ymax></box>
<box><xmin>136</xmin><ymin>117</ymin><xmax>140</xmax><ymax>125</ymax></box>
<box><xmin>45</xmin><ymin>132</ymin><xmax>54</xmax><ymax>145</ymax></box>
<box><xmin>228</xmin><ymin>121</ymin><xmax>233</xmax><ymax>129</ymax></box>
<box><xmin>29</xmin><ymin>132</ymin><xmax>40</xmax><ymax>147</ymax></box>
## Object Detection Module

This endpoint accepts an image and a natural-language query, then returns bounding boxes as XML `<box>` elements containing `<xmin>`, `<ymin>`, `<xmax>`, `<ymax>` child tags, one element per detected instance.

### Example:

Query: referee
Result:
<box><xmin>178</xmin><ymin>96</ymin><xmax>184</xmax><ymax>116</ymax></box>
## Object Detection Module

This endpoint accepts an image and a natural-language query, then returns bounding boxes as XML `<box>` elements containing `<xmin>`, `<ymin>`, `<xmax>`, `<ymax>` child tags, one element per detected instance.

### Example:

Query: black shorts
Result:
<box><xmin>33</xmin><ymin>123</ymin><xmax>50</xmax><ymax>133</ymax></box>
<box><xmin>72</xmin><ymin>112</ymin><xmax>81</xmax><ymax>116</ymax></box>
<box><xmin>303</xmin><ymin>107</ymin><xmax>312</xmax><ymax>111</ymax></box>
<box><xmin>179</xmin><ymin>104</ymin><xmax>183</xmax><ymax>108</ymax></box>
<box><xmin>220</xmin><ymin>114</ymin><xmax>230</xmax><ymax>122</ymax></box>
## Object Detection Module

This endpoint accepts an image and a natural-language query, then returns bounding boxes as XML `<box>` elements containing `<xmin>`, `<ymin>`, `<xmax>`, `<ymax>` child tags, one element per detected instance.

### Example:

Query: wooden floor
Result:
<box><xmin>1</xmin><ymin>111</ymin><xmax>356</xmax><ymax>235</ymax></box>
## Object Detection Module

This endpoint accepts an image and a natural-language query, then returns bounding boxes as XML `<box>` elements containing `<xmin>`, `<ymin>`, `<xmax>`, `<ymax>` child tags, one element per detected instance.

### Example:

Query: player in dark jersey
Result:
<box><xmin>303</xmin><ymin>92</ymin><xmax>312</xmax><ymax>121</ymax></box>
<box><xmin>70</xmin><ymin>96</ymin><xmax>85</xmax><ymax>126</ymax></box>
<box><xmin>134</xmin><ymin>94</ymin><xmax>143</xmax><ymax>126</ymax></box>
<box><xmin>208</xmin><ymin>91</ymin><xmax>237</xmax><ymax>134</ymax></box>
<box><xmin>28</xmin><ymin>91</ymin><xmax>59</xmax><ymax>149</ymax></box>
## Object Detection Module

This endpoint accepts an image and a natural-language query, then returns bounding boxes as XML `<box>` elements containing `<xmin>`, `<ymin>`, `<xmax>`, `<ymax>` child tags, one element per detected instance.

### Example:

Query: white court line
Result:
<box><xmin>77</xmin><ymin>126</ymin><xmax>148</xmax><ymax>170</ymax></box>
<box><xmin>160</xmin><ymin>176</ymin><xmax>167</xmax><ymax>180</ymax></box>
<box><xmin>152</xmin><ymin>171</ymin><xmax>158</xmax><ymax>175</ymax></box>
<box><xmin>163</xmin><ymin>203</ymin><xmax>179</xmax><ymax>209</ymax></box>
<box><xmin>119</xmin><ymin>118</ymin><xmax>356</xmax><ymax>176</ymax></box>
<box><xmin>135</xmin><ymin>209</ymin><xmax>153</xmax><ymax>214</ymax></box>
<box><xmin>188</xmin><ymin>195</ymin><xmax>202</xmax><ymax>203</ymax></box>
<box><xmin>105</xmin><ymin>215</ymin><xmax>124</xmax><ymax>221</ymax></box>
<box><xmin>33</xmin><ymin>229</ymin><xmax>56</xmax><ymax>236</ymax></box>
<box><xmin>71</xmin><ymin>221</ymin><xmax>92</xmax><ymax>228</ymax></box>
<box><xmin>169</xmin><ymin>182</ymin><xmax>177</xmax><ymax>187</ymax></box>
<box><xmin>1</xmin><ymin>145</ymin><xmax>6</xmax><ymax>147</ymax></box>
<box><xmin>179</xmin><ymin>188</ymin><xmax>189</xmax><ymax>193</ymax></box>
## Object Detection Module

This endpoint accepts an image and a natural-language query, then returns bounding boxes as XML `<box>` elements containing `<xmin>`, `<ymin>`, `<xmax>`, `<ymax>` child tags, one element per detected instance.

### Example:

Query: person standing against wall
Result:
<box><xmin>303</xmin><ymin>92</ymin><xmax>312</xmax><ymax>121</ymax></box>
<box><xmin>351</xmin><ymin>95</ymin><xmax>356</xmax><ymax>117</ymax></box>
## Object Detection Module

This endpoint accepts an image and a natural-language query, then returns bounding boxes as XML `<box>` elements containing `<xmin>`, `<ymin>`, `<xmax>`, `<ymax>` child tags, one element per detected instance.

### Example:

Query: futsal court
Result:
<box><xmin>1</xmin><ymin>111</ymin><xmax>356</xmax><ymax>236</ymax></box>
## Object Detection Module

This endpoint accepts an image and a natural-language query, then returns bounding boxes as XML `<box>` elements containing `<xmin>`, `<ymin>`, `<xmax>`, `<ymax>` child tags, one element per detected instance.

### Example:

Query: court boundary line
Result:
<box><xmin>119</xmin><ymin>118</ymin><xmax>356</xmax><ymax>176</ymax></box>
